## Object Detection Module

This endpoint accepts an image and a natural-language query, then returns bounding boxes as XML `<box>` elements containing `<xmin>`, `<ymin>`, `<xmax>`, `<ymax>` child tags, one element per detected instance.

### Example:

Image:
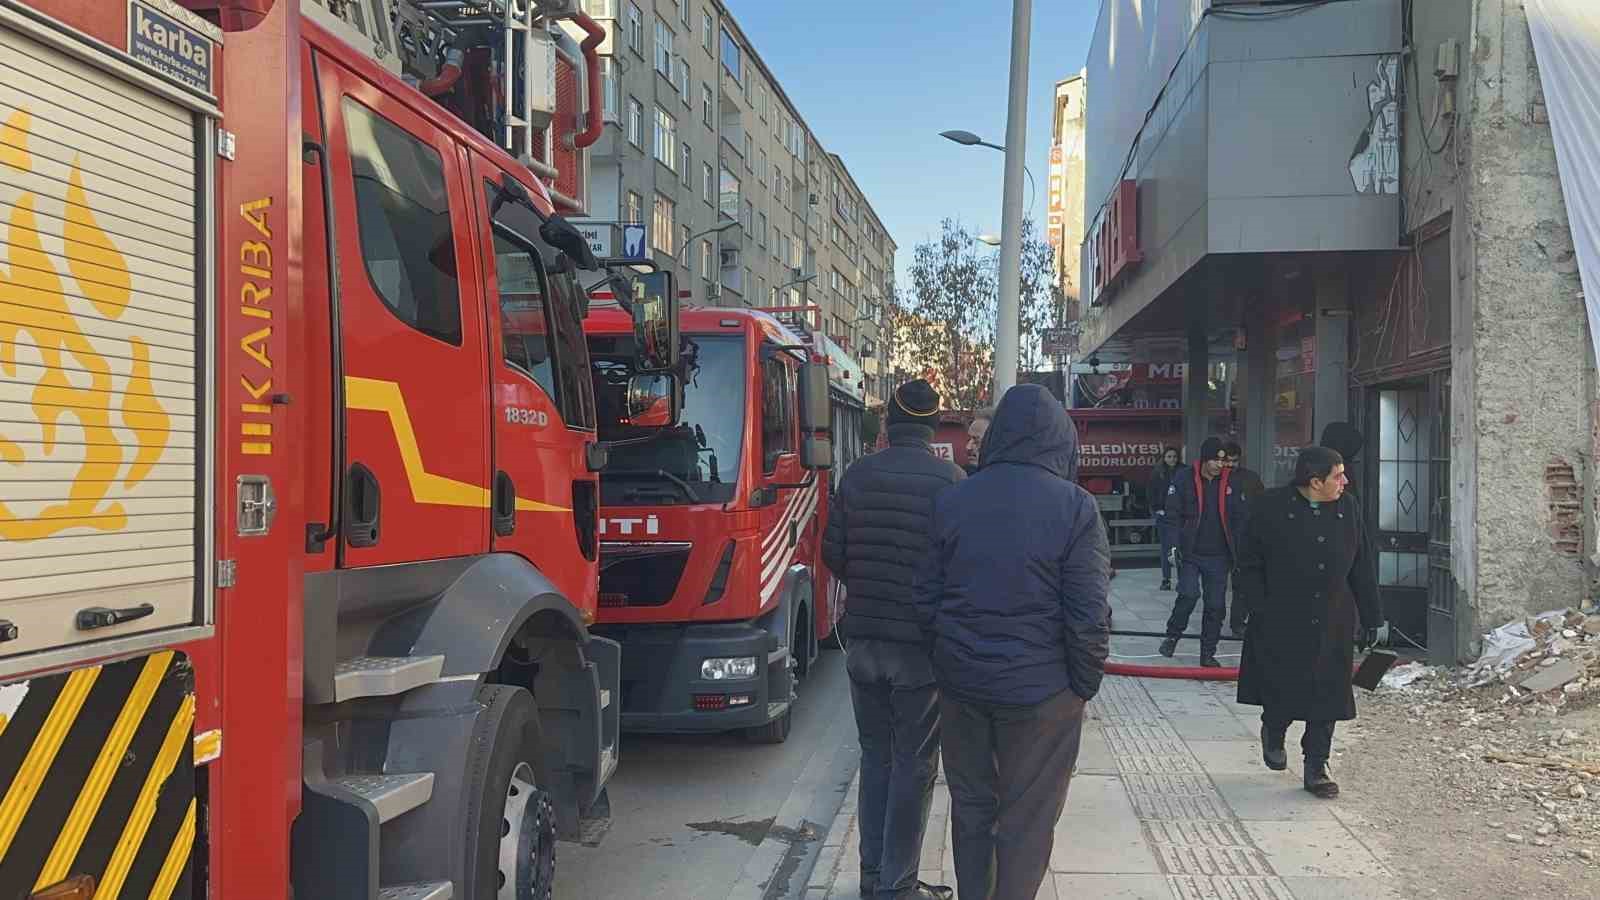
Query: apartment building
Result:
<box><xmin>576</xmin><ymin>0</ymin><xmax>895</xmax><ymax>403</ymax></box>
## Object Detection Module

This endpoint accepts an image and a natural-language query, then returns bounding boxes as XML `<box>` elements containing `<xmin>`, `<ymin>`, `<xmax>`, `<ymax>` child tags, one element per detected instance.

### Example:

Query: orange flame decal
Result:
<box><xmin>0</xmin><ymin>108</ymin><xmax>174</xmax><ymax>540</ymax></box>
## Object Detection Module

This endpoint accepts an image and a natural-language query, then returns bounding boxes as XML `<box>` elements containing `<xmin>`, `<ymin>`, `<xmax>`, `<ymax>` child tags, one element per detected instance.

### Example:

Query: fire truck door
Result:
<box><xmin>313</xmin><ymin>56</ymin><xmax>490</xmax><ymax>566</ymax></box>
<box><xmin>468</xmin><ymin>154</ymin><xmax>598</xmax><ymax>604</ymax></box>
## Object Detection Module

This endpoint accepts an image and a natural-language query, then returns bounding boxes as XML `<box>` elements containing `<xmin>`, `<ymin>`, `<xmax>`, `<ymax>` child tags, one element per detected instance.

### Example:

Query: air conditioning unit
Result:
<box><xmin>720</xmin><ymin>247</ymin><xmax>740</xmax><ymax>268</ymax></box>
<box><xmin>809</xmin><ymin>193</ymin><xmax>819</xmax><ymax>206</ymax></box>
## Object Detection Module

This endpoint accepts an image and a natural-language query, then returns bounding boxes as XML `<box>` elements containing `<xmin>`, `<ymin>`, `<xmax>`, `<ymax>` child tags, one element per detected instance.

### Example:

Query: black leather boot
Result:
<box><xmin>1159</xmin><ymin>637</ymin><xmax>1178</xmax><ymax>658</ymax></box>
<box><xmin>1160</xmin><ymin>579</ymin><xmax>1172</xmax><ymax>591</ymax></box>
<box><xmin>1200</xmin><ymin>655</ymin><xmax>1222</xmax><ymax>668</ymax></box>
<box><xmin>1260</xmin><ymin>724</ymin><xmax>1287</xmax><ymax>771</ymax></box>
<box><xmin>1304</xmin><ymin>759</ymin><xmax>1339</xmax><ymax>798</ymax></box>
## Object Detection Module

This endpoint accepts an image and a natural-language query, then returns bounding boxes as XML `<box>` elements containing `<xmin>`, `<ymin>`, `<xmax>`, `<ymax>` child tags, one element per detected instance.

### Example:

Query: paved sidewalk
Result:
<box><xmin>807</xmin><ymin>570</ymin><xmax>1401</xmax><ymax>900</ymax></box>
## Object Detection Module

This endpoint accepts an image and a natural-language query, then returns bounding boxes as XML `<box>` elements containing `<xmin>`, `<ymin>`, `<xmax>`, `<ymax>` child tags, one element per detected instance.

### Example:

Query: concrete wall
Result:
<box><xmin>1449</xmin><ymin>0</ymin><xmax>1592</xmax><ymax>640</ymax></box>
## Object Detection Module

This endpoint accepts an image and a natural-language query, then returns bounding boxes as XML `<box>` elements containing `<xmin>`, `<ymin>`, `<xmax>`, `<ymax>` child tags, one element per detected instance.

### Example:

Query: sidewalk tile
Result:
<box><xmin>1054</xmin><ymin>874</ymin><xmax>1177</xmax><ymax>899</ymax></box>
<box><xmin>1077</xmin><ymin>725</ymin><xmax>1121</xmax><ymax>775</ymax></box>
<box><xmin>1164</xmin><ymin>715</ymin><xmax>1256</xmax><ymax>741</ymax></box>
<box><xmin>1280</xmin><ymin>875</ymin><xmax>1407</xmax><ymax>899</ymax></box>
<box><xmin>1185</xmin><ymin>739</ymin><xmax>1271</xmax><ymax>775</ymax></box>
<box><xmin>1052</xmin><ymin>776</ymin><xmax>1163</xmax><ymax>875</ymax></box>
<box><xmin>1209</xmin><ymin>774</ymin><xmax>1341</xmax><ymax>822</ymax></box>
<box><xmin>1241</xmin><ymin>821</ymin><xmax>1392</xmax><ymax>878</ymax></box>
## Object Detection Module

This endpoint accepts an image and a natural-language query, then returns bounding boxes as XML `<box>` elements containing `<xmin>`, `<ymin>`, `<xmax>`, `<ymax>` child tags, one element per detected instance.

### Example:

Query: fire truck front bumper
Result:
<box><xmin>591</xmin><ymin>621</ymin><xmax>791</xmax><ymax>733</ymax></box>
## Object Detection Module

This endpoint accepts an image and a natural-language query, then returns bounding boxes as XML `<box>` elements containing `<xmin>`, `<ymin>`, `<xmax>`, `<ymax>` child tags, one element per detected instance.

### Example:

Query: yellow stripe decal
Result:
<box><xmin>0</xmin><ymin>713</ymin><xmax>7</xmax><ymax>736</ymax></box>
<box><xmin>94</xmin><ymin>692</ymin><xmax>195</xmax><ymax>900</ymax></box>
<box><xmin>146</xmin><ymin>797</ymin><xmax>197</xmax><ymax>900</ymax></box>
<box><xmin>0</xmin><ymin>665</ymin><xmax>100</xmax><ymax>860</ymax></box>
<box><xmin>344</xmin><ymin>376</ymin><xmax>569</xmax><ymax>512</ymax></box>
<box><xmin>34</xmin><ymin>652</ymin><xmax>173</xmax><ymax>890</ymax></box>
<box><xmin>192</xmin><ymin>729</ymin><xmax>221</xmax><ymax>765</ymax></box>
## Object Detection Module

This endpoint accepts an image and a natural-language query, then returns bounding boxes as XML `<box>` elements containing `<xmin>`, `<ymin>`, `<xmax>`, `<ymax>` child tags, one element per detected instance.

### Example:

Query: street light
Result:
<box><xmin>777</xmin><ymin>272</ymin><xmax>817</xmax><ymax>291</ymax></box>
<box><xmin>977</xmin><ymin>234</ymin><xmax>1001</xmax><ymax>247</ymax></box>
<box><xmin>678</xmin><ymin>219</ymin><xmax>740</xmax><ymax>264</ymax></box>
<box><xmin>938</xmin><ymin>131</ymin><xmax>1037</xmax><ymax>215</ymax></box>
<box><xmin>939</xmin><ymin>0</ymin><xmax>1031</xmax><ymax>399</ymax></box>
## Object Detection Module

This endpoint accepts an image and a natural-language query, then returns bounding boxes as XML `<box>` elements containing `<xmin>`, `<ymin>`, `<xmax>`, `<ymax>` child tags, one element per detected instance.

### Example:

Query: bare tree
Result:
<box><xmin>898</xmin><ymin>220</ymin><xmax>997</xmax><ymax>411</ymax></box>
<box><xmin>1015</xmin><ymin>217</ymin><xmax>1063</xmax><ymax>373</ymax></box>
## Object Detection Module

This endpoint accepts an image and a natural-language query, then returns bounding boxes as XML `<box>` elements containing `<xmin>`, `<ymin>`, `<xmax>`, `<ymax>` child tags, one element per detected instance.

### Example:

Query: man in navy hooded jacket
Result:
<box><xmin>918</xmin><ymin>384</ymin><xmax>1111</xmax><ymax>900</ymax></box>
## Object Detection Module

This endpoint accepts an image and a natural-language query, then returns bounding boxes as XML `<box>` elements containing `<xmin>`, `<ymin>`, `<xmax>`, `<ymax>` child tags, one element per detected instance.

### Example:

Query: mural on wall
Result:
<box><xmin>1349</xmin><ymin>55</ymin><xmax>1402</xmax><ymax>195</ymax></box>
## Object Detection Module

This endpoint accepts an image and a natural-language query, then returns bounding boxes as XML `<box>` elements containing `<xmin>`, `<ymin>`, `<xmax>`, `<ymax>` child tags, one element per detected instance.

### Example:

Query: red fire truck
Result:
<box><xmin>581</xmin><ymin>304</ymin><xmax>845</xmax><ymax>744</ymax></box>
<box><xmin>0</xmin><ymin>1</ymin><xmax>671</xmax><ymax>897</ymax></box>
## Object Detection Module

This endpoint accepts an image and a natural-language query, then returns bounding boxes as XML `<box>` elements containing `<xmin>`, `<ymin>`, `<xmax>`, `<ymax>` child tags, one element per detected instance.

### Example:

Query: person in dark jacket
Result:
<box><xmin>918</xmin><ymin>384</ymin><xmax>1111</xmax><ymax>900</ymax></box>
<box><xmin>822</xmin><ymin>378</ymin><xmax>963</xmax><ymax>900</ymax></box>
<box><xmin>1160</xmin><ymin>437</ymin><xmax>1246</xmax><ymax>666</ymax></box>
<box><xmin>1222</xmin><ymin>441</ymin><xmax>1266</xmax><ymax>635</ymax></box>
<box><xmin>1147</xmin><ymin>446</ymin><xmax>1183</xmax><ymax>590</ymax></box>
<box><xmin>1236</xmin><ymin>446</ymin><xmax>1383</xmax><ymax>799</ymax></box>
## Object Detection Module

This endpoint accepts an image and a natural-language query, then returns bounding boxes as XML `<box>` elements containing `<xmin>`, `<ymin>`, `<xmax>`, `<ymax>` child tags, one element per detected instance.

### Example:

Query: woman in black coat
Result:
<box><xmin>1235</xmin><ymin>446</ymin><xmax>1382</xmax><ymax>799</ymax></box>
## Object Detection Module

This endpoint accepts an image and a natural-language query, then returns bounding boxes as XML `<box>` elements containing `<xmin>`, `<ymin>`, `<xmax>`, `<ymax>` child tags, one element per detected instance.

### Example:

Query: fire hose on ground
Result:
<box><xmin>1105</xmin><ymin>629</ymin><xmax>1244</xmax><ymax>681</ymax></box>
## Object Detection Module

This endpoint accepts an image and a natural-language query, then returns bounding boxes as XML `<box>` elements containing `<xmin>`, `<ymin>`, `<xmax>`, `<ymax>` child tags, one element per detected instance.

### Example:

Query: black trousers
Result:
<box><xmin>1167</xmin><ymin>554</ymin><xmax>1230</xmax><ymax>655</ymax></box>
<box><xmin>941</xmin><ymin>688</ymin><xmax>1086</xmax><ymax>900</ymax></box>
<box><xmin>1262</xmin><ymin>715</ymin><xmax>1336</xmax><ymax>762</ymax></box>
<box><xmin>847</xmin><ymin>639</ymin><xmax>941</xmax><ymax>898</ymax></box>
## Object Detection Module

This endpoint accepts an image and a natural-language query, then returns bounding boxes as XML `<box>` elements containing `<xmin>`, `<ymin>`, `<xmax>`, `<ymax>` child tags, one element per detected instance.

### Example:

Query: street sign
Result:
<box><xmin>570</xmin><ymin>220</ymin><xmax>650</xmax><ymax>263</ymax></box>
<box><xmin>1042</xmin><ymin>327</ymin><xmax>1078</xmax><ymax>355</ymax></box>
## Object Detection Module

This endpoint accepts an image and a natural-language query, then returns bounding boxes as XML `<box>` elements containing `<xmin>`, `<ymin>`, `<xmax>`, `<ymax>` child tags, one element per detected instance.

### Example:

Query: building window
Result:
<box><xmin>627</xmin><ymin>3</ymin><xmax>643</xmax><ymax>53</ymax></box>
<box><xmin>756</xmin><ymin>84</ymin><xmax>767</xmax><ymax>120</ymax></box>
<box><xmin>719</xmin><ymin>166</ymin><xmax>740</xmax><ymax>220</ymax></box>
<box><xmin>720</xmin><ymin>27</ymin><xmax>742</xmax><ymax>83</ymax></box>
<box><xmin>677</xmin><ymin>55</ymin><xmax>690</xmax><ymax>101</ymax></box>
<box><xmin>758</xmin><ymin>148</ymin><xmax>767</xmax><ymax>185</ymax></box>
<box><xmin>600</xmin><ymin>58</ymin><xmax>619</xmax><ymax>122</ymax></box>
<box><xmin>741</xmin><ymin>199</ymin><xmax>753</xmax><ymax>233</ymax></box>
<box><xmin>703</xmin><ymin>161</ymin><xmax>715</xmax><ymax>203</ymax></box>
<box><xmin>654</xmin><ymin>18</ymin><xmax>674</xmax><ymax>79</ymax></box>
<box><xmin>344</xmin><ymin>98</ymin><xmax>461</xmax><ymax>346</ymax></box>
<box><xmin>582</xmin><ymin>0</ymin><xmax>616</xmax><ymax>16</ymax></box>
<box><xmin>743</xmin><ymin>133</ymin><xmax>753</xmax><ymax>168</ymax></box>
<box><xmin>701</xmin><ymin>8</ymin><xmax>713</xmax><ymax>51</ymax></box>
<box><xmin>701</xmin><ymin>83</ymin><xmax>713</xmax><ymax>126</ymax></box>
<box><xmin>653</xmin><ymin>106</ymin><xmax>677</xmax><ymax>171</ymax></box>
<box><xmin>757</xmin><ymin>211</ymin><xmax>767</xmax><ymax>247</ymax></box>
<box><xmin>652</xmin><ymin>194</ymin><xmax>675</xmax><ymax>254</ymax></box>
<box><xmin>680</xmin><ymin>223</ymin><xmax>691</xmax><ymax>260</ymax></box>
<box><xmin>682</xmin><ymin>144</ymin><xmax>692</xmax><ymax>185</ymax></box>
<box><xmin>625</xmin><ymin>190</ymin><xmax>642</xmax><ymax>225</ymax></box>
<box><xmin>679</xmin><ymin>0</ymin><xmax>689</xmax><ymax>27</ymax></box>
<box><xmin>700</xmin><ymin>239</ymin><xmax>713</xmax><ymax>279</ymax></box>
<box><xmin>627</xmin><ymin>97</ymin><xmax>643</xmax><ymax>147</ymax></box>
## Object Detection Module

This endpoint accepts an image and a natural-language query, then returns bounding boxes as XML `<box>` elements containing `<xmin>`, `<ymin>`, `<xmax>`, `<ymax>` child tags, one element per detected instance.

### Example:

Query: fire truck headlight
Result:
<box><xmin>701</xmin><ymin>656</ymin><xmax>759</xmax><ymax>680</ymax></box>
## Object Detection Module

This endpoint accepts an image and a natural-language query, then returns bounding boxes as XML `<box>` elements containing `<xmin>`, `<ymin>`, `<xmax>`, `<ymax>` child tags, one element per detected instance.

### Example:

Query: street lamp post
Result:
<box><xmin>939</xmin><ymin>0</ymin><xmax>1032</xmax><ymax>401</ymax></box>
<box><xmin>678</xmin><ymin>219</ymin><xmax>740</xmax><ymax>266</ymax></box>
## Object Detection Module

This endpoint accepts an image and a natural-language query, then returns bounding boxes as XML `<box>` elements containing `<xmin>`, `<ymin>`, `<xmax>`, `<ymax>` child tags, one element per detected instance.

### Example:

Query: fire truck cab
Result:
<box><xmin>0</xmin><ymin>1</ymin><xmax>672</xmax><ymax>897</ymax></box>
<box><xmin>582</xmin><ymin>304</ymin><xmax>843</xmax><ymax>744</ymax></box>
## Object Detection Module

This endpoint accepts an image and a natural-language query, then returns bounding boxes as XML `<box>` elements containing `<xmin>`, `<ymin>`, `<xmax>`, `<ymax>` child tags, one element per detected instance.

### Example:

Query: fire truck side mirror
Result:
<box><xmin>632</xmin><ymin>271</ymin><xmax>680</xmax><ymax>373</ymax></box>
<box><xmin>801</xmin><ymin>435</ymin><xmax>834</xmax><ymax>471</ymax></box>
<box><xmin>625</xmin><ymin>373</ymin><xmax>680</xmax><ymax>428</ymax></box>
<box><xmin>797</xmin><ymin>362</ymin><xmax>830</xmax><ymax>433</ymax></box>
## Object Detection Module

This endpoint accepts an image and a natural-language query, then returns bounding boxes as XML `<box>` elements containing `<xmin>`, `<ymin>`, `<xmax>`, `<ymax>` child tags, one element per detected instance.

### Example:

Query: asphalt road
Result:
<box><xmin>555</xmin><ymin>647</ymin><xmax>859</xmax><ymax>900</ymax></box>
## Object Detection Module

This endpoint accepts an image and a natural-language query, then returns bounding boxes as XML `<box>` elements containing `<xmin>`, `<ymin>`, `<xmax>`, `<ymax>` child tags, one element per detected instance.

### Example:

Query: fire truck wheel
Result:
<box><xmin>794</xmin><ymin>604</ymin><xmax>813</xmax><ymax>682</ymax></box>
<box><xmin>462</xmin><ymin>685</ymin><xmax>556</xmax><ymax>900</ymax></box>
<box><xmin>744</xmin><ymin>705</ymin><xmax>792</xmax><ymax>744</ymax></box>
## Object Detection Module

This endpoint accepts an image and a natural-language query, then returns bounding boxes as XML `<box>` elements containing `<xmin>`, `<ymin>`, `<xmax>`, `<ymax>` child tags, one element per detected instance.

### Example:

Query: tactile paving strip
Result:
<box><xmin>1094</xmin><ymin>677</ymin><xmax>1295</xmax><ymax>894</ymax></box>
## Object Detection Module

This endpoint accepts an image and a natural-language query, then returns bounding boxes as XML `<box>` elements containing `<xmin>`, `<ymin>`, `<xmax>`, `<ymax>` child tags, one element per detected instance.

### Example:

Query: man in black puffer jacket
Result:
<box><xmin>919</xmin><ymin>384</ymin><xmax>1110</xmax><ymax>900</ymax></box>
<box><xmin>822</xmin><ymin>379</ymin><xmax>964</xmax><ymax>900</ymax></box>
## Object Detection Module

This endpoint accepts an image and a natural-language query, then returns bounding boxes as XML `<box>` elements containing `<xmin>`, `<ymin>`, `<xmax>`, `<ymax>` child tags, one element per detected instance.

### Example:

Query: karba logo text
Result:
<box><xmin>134</xmin><ymin>5</ymin><xmax>210</xmax><ymax>67</ymax></box>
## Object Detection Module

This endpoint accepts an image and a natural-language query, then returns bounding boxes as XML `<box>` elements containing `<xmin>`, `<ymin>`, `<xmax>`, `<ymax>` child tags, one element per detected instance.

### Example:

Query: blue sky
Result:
<box><xmin>726</xmin><ymin>1</ymin><xmax>1099</xmax><ymax>286</ymax></box>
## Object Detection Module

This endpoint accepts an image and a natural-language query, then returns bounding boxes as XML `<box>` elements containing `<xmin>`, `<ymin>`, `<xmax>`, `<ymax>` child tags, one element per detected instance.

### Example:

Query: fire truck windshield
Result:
<box><xmin>590</xmin><ymin>334</ymin><xmax>746</xmax><ymax>505</ymax></box>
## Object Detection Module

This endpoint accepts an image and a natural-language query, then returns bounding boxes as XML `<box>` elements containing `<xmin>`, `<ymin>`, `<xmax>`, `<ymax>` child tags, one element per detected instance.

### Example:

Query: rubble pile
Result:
<box><xmin>1382</xmin><ymin>608</ymin><xmax>1600</xmax><ymax>712</ymax></box>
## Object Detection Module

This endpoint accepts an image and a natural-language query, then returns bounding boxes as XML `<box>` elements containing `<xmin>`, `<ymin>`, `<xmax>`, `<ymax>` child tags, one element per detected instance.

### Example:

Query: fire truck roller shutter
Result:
<box><xmin>0</xmin><ymin>11</ymin><xmax>212</xmax><ymax>672</ymax></box>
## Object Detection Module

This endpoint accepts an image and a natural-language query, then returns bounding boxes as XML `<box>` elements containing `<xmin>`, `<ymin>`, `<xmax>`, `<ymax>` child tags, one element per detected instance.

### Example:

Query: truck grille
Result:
<box><xmin>599</xmin><ymin>543</ymin><xmax>692</xmax><ymax>608</ymax></box>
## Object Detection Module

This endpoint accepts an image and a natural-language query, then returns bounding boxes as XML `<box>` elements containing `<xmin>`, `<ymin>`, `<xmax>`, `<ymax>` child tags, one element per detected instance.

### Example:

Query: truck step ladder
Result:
<box><xmin>378</xmin><ymin>883</ymin><xmax>453</xmax><ymax>900</ymax></box>
<box><xmin>333</xmin><ymin>655</ymin><xmax>446</xmax><ymax>701</ymax></box>
<box><xmin>332</xmin><ymin>773</ymin><xmax>436</xmax><ymax>823</ymax></box>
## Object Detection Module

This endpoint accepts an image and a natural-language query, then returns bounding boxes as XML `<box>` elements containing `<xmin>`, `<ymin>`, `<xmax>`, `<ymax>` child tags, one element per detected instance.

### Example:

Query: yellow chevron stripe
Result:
<box><xmin>34</xmin><ymin>652</ymin><xmax>173</xmax><ymax>890</ymax></box>
<box><xmin>0</xmin><ymin>713</ymin><xmax>7</xmax><ymax>736</ymax></box>
<box><xmin>146</xmin><ymin>797</ymin><xmax>196</xmax><ymax>900</ymax></box>
<box><xmin>94</xmin><ymin>692</ymin><xmax>194</xmax><ymax>900</ymax></box>
<box><xmin>0</xmin><ymin>666</ymin><xmax>100</xmax><ymax>860</ymax></box>
<box><xmin>344</xmin><ymin>376</ymin><xmax>569</xmax><ymax>513</ymax></box>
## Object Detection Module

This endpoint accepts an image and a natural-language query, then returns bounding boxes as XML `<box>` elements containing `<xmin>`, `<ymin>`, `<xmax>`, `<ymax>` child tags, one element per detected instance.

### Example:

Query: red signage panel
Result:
<box><xmin>1090</xmin><ymin>179</ymin><xmax>1142</xmax><ymax>302</ymax></box>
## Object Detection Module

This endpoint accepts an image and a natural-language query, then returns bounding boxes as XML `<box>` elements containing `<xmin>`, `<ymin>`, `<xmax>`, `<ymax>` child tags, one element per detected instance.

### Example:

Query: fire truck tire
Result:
<box><xmin>794</xmin><ymin>603</ymin><xmax>813</xmax><ymax>682</ymax></box>
<box><xmin>744</xmin><ymin>706</ymin><xmax>792</xmax><ymax>744</ymax></box>
<box><xmin>462</xmin><ymin>685</ymin><xmax>557</xmax><ymax>900</ymax></box>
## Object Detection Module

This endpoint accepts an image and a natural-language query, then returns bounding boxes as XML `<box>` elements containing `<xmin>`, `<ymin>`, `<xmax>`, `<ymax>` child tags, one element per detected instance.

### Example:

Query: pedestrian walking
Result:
<box><xmin>822</xmin><ymin>378</ymin><xmax>963</xmax><ymax>900</ymax></box>
<box><xmin>963</xmin><ymin>406</ymin><xmax>993</xmax><ymax>475</ymax></box>
<box><xmin>1222</xmin><ymin>441</ymin><xmax>1265</xmax><ymax>636</ymax></box>
<box><xmin>1160</xmin><ymin>437</ymin><xmax>1245</xmax><ymax>667</ymax></box>
<box><xmin>1235</xmin><ymin>446</ymin><xmax>1383</xmax><ymax>799</ymax></box>
<box><xmin>918</xmin><ymin>384</ymin><xmax>1111</xmax><ymax>900</ymax></box>
<box><xmin>1146</xmin><ymin>446</ymin><xmax>1182</xmax><ymax>590</ymax></box>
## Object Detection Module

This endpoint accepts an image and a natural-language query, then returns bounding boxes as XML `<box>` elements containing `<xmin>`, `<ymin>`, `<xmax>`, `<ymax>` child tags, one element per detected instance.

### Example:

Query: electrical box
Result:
<box><xmin>527</xmin><ymin>27</ymin><xmax>559</xmax><ymax>128</ymax></box>
<box><xmin>1435</xmin><ymin>38</ymin><xmax>1459</xmax><ymax>79</ymax></box>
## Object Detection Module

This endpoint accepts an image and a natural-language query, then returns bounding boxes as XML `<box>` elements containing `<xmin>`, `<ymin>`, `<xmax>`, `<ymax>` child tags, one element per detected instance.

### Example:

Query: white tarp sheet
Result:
<box><xmin>1527</xmin><ymin>0</ymin><xmax>1600</xmax><ymax>367</ymax></box>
